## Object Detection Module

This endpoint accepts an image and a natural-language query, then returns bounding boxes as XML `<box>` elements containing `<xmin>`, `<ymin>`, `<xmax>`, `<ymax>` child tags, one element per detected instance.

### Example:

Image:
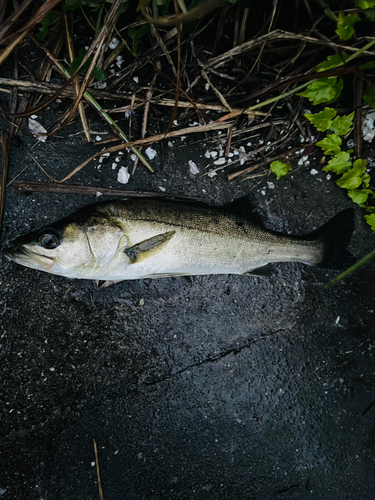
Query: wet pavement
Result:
<box><xmin>1</xmin><ymin>111</ymin><xmax>375</xmax><ymax>500</ymax></box>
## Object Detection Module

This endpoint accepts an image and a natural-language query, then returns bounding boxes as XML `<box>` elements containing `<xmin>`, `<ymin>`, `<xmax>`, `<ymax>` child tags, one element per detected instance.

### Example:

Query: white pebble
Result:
<box><xmin>168</xmin><ymin>141</ymin><xmax>174</xmax><ymax>148</ymax></box>
<box><xmin>117</xmin><ymin>166</ymin><xmax>130</xmax><ymax>184</ymax></box>
<box><xmin>173</xmin><ymin>120</ymin><xmax>178</xmax><ymax>126</ymax></box>
<box><xmin>189</xmin><ymin>160</ymin><xmax>199</xmax><ymax>175</ymax></box>
<box><xmin>159</xmin><ymin>186</ymin><xmax>166</xmax><ymax>192</ymax></box>
<box><xmin>130</xmin><ymin>154</ymin><xmax>136</xmax><ymax>161</ymax></box>
<box><xmin>189</xmin><ymin>122</ymin><xmax>199</xmax><ymax>127</ymax></box>
<box><xmin>95</xmin><ymin>135</ymin><xmax>102</xmax><ymax>141</ymax></box>
<box><xmin>213</xmin><ymin>158</ymin><xmax>226</xmax><ymax>166</ymax></box>
<box><xmin>112</xmin><ymin>163</ymin><xmax>117</xmax><ymax>170</ymax></box>
<box><xmin>109</xmin><ymin>38</ymin><xmax>120</xmax><ymax>49</ymax></box>
<box><xmin>207</xmin><ymin>170</ymin><xmax>217</xmax><ymax>178</ymax></box>
<box><xmin>246</xmin><ymin>142</ymin><xmax>252</xmax><ymax>147</ymax></box>
<box><xmin>49</xmin><ymin>367</ymin><xmax>55</xmax><ymax>372</ymax></box>
<box><xmin>326</xmin><ymin>174</ymin><xmax>331</xmax><ymax>180</ymax></box>
<box><xmin>145</xmin><ymin>147</ymin><xmax>157</xmax><ymax>160</ymax></box>
<box><xmin>310</xmin><ymin>169</ymin><xmax>319</xmax><ymax>175</ymax></box>
<box><xmin>267</xmin><ymin>182</ymin><xmax>275</xmax><ymax>189</ymax></box>
<box><xmin>205</xmin><ymin>83</ymin><xmax>210</xmax><ymax>91</ymax></box>
<box><xmin>204</xmin><ymin>151</ymin><xmax>210</xmax><ymax>158</ymax></box>
<box><xmin>133</xmin><ymin>76</ymin><xmax>139</xmax><ymax>84</ymax></box>
<box><xmin>210</xmin><ymin>151</ymin><xmax>218</xmax><ymax>158</ymax></box>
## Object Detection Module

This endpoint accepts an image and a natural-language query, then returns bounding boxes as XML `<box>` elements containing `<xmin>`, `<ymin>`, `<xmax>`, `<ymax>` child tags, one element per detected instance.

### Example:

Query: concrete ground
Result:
<box><xmin>1</xmin><ymin>104</ymin><xmax>375</xmax><ymax>500</ymax></box>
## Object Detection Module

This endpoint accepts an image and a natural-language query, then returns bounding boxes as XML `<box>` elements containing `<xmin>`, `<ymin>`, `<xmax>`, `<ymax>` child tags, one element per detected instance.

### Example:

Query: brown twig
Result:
<box><xmin>0</xmin><ymin>133</ymin><xmax>10</xmax><ymax>237</ymax></box>
<box><xmin>64</xmin><ymin>13</ymin><xmax>91</xmax><ymax>142</ymax></box>
<box><xmin>54</xmin><ymin>120</ymin><xmax>235</xmax><ymax>183</ymax></box>
<box><xmin>228</xmin><ymin>144</ymin><xmax>310</xmax><ymax>181</ymax></box>
<box><xmin>0</xmin><ymin>0</ymin><xmax>64</xmax><ymax>66</ymax></box>
<box><xmin>10</xmin><ymin>179</ymin><xmax>203</xmax><ymax>201</ymax></box>
<box><xmin>93</xmin><ymin>440</ymin><xmax>104</xmax><ymax>500</ymax></box>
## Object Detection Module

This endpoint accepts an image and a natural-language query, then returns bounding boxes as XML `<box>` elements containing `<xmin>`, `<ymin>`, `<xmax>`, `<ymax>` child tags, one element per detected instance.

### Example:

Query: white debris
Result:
<box><xmin>159</xmin><ymin>186</ymin><xmax>166</xmax><ymax>192</ymax></box>
<box><xmin>125</xmin><ymin>110</ymin><xmax>132</xmax><ymax>119</ymax></box>
<box><xmin>101</xmin><ymin>152</ymin><xmax>110</xmax><ymax>157</ymax></box>
<box><xmin>310</xmin><ymin>169</ymin><xmax>319</xmax><ymax>175</ymax></box>
<box><xmin>133</xmin><ymin>76</ymin><xmax>139</xmax><ymax>84</ymax></box>
<box><xmin>213</xmin><ymin>158</ymin><xmax>226</xmax><ymax>166</ymax></box>
<box><xmin>31</xmin><ymin>114</ymin><xmax>38</xmax><ymax>119</ymax></box>
<box><xmin>267</xmin><ymin>182</ymin><xmax>275</xmax><ymax>189</ymax></box>
<box><xmin>189</xmin><ymin>160</ymin><xmax>199</xmax><ymax>175</ymax></box>
<box><xmin>131</xmin><ymin>154</ymin><xmax>137</xmax><ymax>161</ymax></box>
<box><xmin>347</xmin><ymin>139</ymin><xmax>355</xmax><ymax>148</ymax></box>
<box><xmin>210</xmin><ymin>151</ymin><xmax>218</xmax><ymax>158</ymax></box>
<box><xmin>246</xmin><ymin>142</ymin><xmax>252</xmax><ymax>147</ymax></box>
<box><xmin>115</xmin><ymin>157</ymin><xmax>120</xmax><ymax>162</ymax></box>
<box><xmin>95</xmin><ymin>135</ymin><xmax>102</xmax><ymax>141</ymax></box>
<box><xmin>49</xmin><ymin>367</ymin><xmax>55</xmax><ymax>372</ymax></box>
<box><xmin>180</xmin><ymin>136</ymin><xmax>186</xmax><ymax>141</ymax></box>
<box><xmin>204</xmin><ymin>151</ymin><xmax>210</xmax><ymax>158</ymax></box>
<box><xmin>363</xmin><ymin>111</ymin><xmax>375</xmax><ymax>142</ymax></box>
<box><xmin>335</xmin><ymin>316</ymin><xmax>340</xmax><ymax>324</ymax></box>
<box><xmin>116</xmin><ymin>55</ymin><xmax>123</xmax><ymax>68</ymax></box>
<box><xmin>326</xmin><ymin>174</ymin><xmax>332</xmax><ymax>180</ymax></box>
<box><xmin>205</xmin><ymin>83</ymin><xmax>210</xmax><ymax>91</ymax></box>
<box><xmin>207</xmin><ymin>170</ymin><xmax>217</xmax><ymax>178</ymax></box>
<box><xmin>109</xmin><ymin>37</ymin><xmax>120</xmax><ymax>49</ymax></box>
<box><xmin>168</xmin><ymin>141</ymin><xmax>174</xmax><ymax>148</ymax></box>
<box><xmin>96</xmin><ymin>192</ymin><xmax>103</xmax><ymax>198</ymax></box>
<box><xmin>233</xmin><ymin>150</ymin><xmax>240</xmax><ymax>155</ymax></box>
<box><xmin>28</xmin><ymin>118</ymin><xmax>47</xmax><ymax>142</ymax></box>
<box><xmin>228</xmin><ymin>152</ymin><xmax>234</xmax><ymax>158</ymax></box>
<box><xmin>112</xmin><ymin>163</ymin><xmax>117</xmax><ymax>170</ymax></box>
<box><xmin>117</xmin><ymin>166</ymin><xmax>130</xmax><ymax>184</ymax></box>
<box><xmin>173</xmin><ymin>120</ymin><xmax>178</xmax><ymax>126</ymax></box>
<box><xmin>260</xmin><ymin>189</ymin><xmax>266</xmax><ymax>195</ymax></box>
<box><xmin>145</xmin><ymin>147</ymin><xmax>157</xmax><ymax>160</ymax></box>
<box><xmin>93</xmin><ymin>81</ymin><xmax>107</xmax><ymax>89</ymax></box>
<box><xmin>189</xmin><ymin>122</ymin><xmax>199</xmax><ymax>127</ymax></box>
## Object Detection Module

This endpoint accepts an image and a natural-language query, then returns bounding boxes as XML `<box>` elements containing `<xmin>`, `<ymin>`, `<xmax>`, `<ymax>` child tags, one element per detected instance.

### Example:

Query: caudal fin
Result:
<box><xmin>310</xmin><ymin>208</ymin><xmax>355</xmax><ymax>269</ymax></box>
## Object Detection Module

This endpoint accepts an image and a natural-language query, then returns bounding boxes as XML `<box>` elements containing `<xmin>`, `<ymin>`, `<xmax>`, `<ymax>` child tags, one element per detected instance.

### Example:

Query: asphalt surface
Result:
<box><xmin>1</xmin><ymin>105</ymin><xmax>375</xmax><ymax>500</ymax></box>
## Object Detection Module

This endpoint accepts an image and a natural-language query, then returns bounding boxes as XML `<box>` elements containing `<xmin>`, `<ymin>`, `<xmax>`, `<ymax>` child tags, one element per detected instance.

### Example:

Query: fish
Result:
<box><xmin>4</xmin><ymin>199</ymin><xmax>355</xmax><ymax>282</ymax></box>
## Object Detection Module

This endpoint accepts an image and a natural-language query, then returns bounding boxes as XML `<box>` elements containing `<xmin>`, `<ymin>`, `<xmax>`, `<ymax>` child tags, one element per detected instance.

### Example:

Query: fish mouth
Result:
<box><xmin>4</xmin><ymin>245</ymin><xmax>54</xmax><ymax>271</ymax></box>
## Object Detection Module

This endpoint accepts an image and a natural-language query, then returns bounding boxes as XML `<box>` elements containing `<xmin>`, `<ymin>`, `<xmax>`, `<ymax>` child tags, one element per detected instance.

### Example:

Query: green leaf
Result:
<box><xmin>347</xmin><ymin>189</ymin><xmax>373</xmax><ymax>204</ymax></box>
<box><xmin>323</xmin><ymin>151</ymin><xmax>352</xmax><ymax>174</ymax></box>
<box><xmin>329</xmin><ymin>112</ymin><xmax>354</xmax><ymax>135</ymax></box>
<box><xmin>139</xmin><ymin>298</ymin><xmax>145</xmax><ymax>306</ymax></box>
<box><xmin>362</xmin><ymin>173</ymin><xmax>371</xmax><ymax>187</ymax></box>
<box><xmin>40</xmin><ymin>10</ymin><xmax>60</xmax><ymax>26</ymax></box>
<box><xmin>366</xmin><ymin>206</ymin><xmax>375</xmax><ymax>212</ymax></box>
<box><xmin>315</xmin><ymin>52</ymin><xmax>349</xmax><ymax>72</ymax></box>
<box><xmin>330</xmin><ymin>76</ymin><xmax>344</xmax><ymax>104</ymax></box>
<box><xmin>364</xmin><ymin>213</ymin><xmax>375</xmax><ymax>231</ymax></box>
<box><xmin>298</xmin><ymin>77</ymin><xmax>341</xmax><ymax>105</ymax></box>
<box><xmin>364</xmin><ymin>87</ymin><xmax>375</xmax><ymax>108</ymax></box>
<box><xmin>336</xmin><ymin>159</ymin><xmax>367</xmax><ymax>189</ymax></box>
<box><xmin>93</xmin><ymin>67</ymin><xmax>105</xmax><ymax>81</ymax></box>
<box><xmin>355</xmin><ymin>0</ymin><xmax>375</xmax><ymax>8</ymax></box>
<box><xmin>360</xmin><ymin>61</ymin><xmax>375</xmax><ymax>69</ymax></box>
<box><xmin>270</xmin><ymin>161</ymin><xmax>291</xmax><ymax>180</ymax></box>
<box><xmin>304</xmin><ymin>107</ymin><xmax>337</xmax><ymax>131</ymax></box>
<box><xmin>316</xmin><ymin>134</ymin><xmax>342</xmax><ymax>155</ymax></box>
<box><xmin>63</xmin><ymin>0</ymin><xmax>82</xmax><ymax>10</ymax></box>
<box><xmin>128</xmin><ymin>24</ymin><xmax>149</xmax><ymax>40</ymax></box>
<box><xmin>336</xmin><ymin>12</ymin><xmax>361</xmax><ymax>41</ymax></box>
<box><xmin>364</xmin><ymin>9</ymin><xmax>375</xmax><ymax>21</ymax></box>
<box><xmin>36</xmin><ymin>25</ymin><xmax>49</xmax><ymax>41</ymax></box>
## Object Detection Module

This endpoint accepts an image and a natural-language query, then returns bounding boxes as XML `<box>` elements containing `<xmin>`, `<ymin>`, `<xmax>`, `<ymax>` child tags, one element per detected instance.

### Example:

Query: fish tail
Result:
<box><xmin>309</xmin><ymin>208</ymin><xmax>355</xmax><ymax>269</ymax></box>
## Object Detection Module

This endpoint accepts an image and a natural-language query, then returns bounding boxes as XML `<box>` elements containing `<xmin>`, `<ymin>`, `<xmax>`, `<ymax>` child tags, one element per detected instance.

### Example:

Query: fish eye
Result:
<box><xmin>39</xmin><ymin>231</ymin><xmax>60</xmax><ymax>249</ymax></box>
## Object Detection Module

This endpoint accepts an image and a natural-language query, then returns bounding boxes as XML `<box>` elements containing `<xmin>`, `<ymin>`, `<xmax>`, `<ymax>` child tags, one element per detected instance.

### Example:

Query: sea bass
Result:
<box><xmin>4</xmin><ymin>199</ymin><xmax>355</xmax><ymax>281</ymax></box>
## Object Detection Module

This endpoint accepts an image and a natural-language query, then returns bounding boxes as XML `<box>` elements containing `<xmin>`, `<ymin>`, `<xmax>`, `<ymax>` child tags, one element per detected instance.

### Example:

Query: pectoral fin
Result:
<box><xmin>124</xmin><ymin>231</ymin><xmax>175</xmax><ymax>264</ymax></box>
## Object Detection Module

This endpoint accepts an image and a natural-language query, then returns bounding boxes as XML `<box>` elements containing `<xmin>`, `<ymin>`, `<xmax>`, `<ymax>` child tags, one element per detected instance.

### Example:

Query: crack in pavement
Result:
<box><xmin>142</xmin><ymin>327</ymin><xmax>289</xmax><ymax>386</ymax></box>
